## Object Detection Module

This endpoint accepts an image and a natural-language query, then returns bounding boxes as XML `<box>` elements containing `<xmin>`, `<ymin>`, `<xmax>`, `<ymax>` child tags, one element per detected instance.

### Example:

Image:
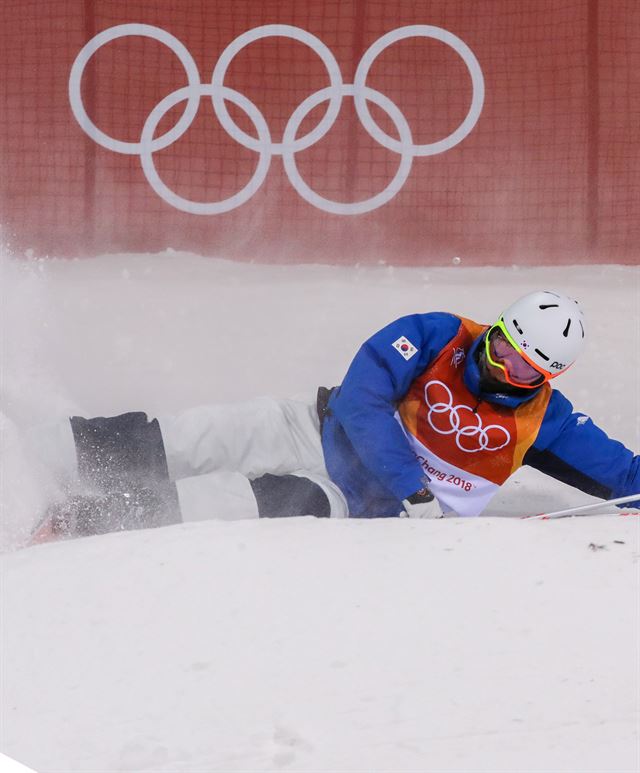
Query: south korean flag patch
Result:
<box><xmin>392</xmin><ymin>336</ymin><xmax>418</xmax><ymax>361</ymax></box>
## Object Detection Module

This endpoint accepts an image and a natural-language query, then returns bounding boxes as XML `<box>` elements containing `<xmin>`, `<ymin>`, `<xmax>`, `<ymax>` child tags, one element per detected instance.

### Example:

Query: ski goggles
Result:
<box><xmin>484</xmin><ymin>319</ymin><xmax>550</xmax><ymax>389</ymax></box>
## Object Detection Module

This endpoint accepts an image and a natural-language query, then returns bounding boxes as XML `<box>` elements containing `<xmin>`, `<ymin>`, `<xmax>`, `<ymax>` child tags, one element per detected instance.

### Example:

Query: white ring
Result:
<box><xmin>282</xmin><ymin>84</ymin><xmax>413</xmax><ymax>215</ymax></box>
<box><xmin>211</xmin><ymin>24</ymin><xmax>343</xmax><ymax>154</ymax></box>
<box><xmin>140</xmin><ymin>85</ymin><xmax>271</xmax><ymax>215</ymax></box>
<box><xmin>353</xmin><ymin>25</ymin><xmax>484</xmax><ymax>157</ymax></box>
<box><xmin>68</xmin><ymin>23</ymin><xmax>201</xmax><ymax>155</ymax></box>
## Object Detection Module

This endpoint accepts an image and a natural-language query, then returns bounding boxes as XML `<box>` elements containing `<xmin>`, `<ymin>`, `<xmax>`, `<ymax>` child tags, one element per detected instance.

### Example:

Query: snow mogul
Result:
<box><xmin>29</xmin><ymin>290</ymin><xmax>640</xmax><ymax>541</ymax></box>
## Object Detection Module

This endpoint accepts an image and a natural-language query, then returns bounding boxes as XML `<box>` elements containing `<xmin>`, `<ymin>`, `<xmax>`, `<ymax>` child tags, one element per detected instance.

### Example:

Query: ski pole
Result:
<box><xmin>523</xmin><ymin>493</ymin><xmax>640</xmax><ymax>520</ymax></box>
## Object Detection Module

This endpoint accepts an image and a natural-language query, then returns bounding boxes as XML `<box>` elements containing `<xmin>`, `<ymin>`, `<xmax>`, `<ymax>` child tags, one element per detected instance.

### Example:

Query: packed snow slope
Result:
<box><xmin>1</xmin><ymin>253</ymin><xmax>639</xmax><ymax>772</ymax></box>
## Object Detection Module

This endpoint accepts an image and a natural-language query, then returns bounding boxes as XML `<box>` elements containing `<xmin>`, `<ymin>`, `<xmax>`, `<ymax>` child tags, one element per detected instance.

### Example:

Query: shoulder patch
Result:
<box><xmin>392</xmin><ymin>336</ymin><xmax>418</xmax><ymax>361</ymax></box>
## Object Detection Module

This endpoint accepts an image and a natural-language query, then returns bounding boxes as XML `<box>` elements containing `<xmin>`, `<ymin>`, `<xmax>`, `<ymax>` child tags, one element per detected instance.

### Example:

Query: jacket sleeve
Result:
<box><xmin>330</xmin><ymin>312</ymin><xmax>461</xmax><ymax>501</ymax></box>
<box><xmin>524</xmin><ymin>389</ymin><xmax>640</xmax><ymax>507</ymax></box>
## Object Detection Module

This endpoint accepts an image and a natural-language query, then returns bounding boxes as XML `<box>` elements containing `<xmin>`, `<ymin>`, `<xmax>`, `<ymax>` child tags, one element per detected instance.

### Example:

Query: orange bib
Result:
<box><xmin>397</xmin><ymin>317</ymin><xmax>551</xmax><ymax>515</ymax></box>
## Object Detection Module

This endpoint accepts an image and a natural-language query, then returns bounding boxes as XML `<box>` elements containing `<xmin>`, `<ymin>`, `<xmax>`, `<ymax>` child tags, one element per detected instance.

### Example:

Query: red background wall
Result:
<box><xmin>1</xmin><ymin>0</ymin><xmax>638</xmax><ymax>265</ymax></box>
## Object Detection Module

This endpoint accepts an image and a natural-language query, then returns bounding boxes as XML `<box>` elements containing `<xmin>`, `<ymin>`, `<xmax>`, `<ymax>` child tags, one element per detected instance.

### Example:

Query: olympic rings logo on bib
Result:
<box><xmin>68</xmin><ymin>24</ymin><xmax>485</xmax><ymax>216</ymax></box>
<box><xmin>424</xmin><ymin>380</ymin><xmax>510</xmax><ymax>453</ymax></box>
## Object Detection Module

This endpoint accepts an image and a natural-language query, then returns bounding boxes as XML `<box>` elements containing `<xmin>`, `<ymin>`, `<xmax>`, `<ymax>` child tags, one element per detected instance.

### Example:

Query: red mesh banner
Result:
<box><xmin>0</xmin><ymin>0</ymin><xmax>638</xmax><ymax>264</ymax></box>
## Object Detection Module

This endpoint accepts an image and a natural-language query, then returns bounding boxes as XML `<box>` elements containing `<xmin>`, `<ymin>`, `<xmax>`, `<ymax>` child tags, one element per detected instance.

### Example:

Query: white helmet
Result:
<box><xmin>497</xmin><ymin>290</ymin><xmax>586</xmax><ymax>376</ymax></box>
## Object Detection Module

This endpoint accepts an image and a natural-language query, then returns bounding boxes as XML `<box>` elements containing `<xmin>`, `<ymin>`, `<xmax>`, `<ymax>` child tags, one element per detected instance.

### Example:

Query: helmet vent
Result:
<box><xmin>539</xmin><ymin>304</ymin><xmax>559</xmax><ymax>310</ymax></box>
<box><xmin>562</xmin><ymin>318</ymin><xmax>571</xmax><ymax>337</ymax></box>
<box><xmin>512</xmin><ymin>318</ymin><xmax>523</xmax><ymax>334</ymax></box>
<box><xmin>579</xmin><ymin>320</ymin><xmax>584</xmax><ymax>338</ymax></box>
<box><xmin>534</xmin><ymin>348</ymin><xmax>550</xmax><ymax>361</ymax></box>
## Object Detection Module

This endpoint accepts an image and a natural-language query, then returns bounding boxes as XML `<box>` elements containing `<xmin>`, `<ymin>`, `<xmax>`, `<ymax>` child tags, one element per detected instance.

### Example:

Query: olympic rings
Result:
<box><xmin>69</xmin><ymin>23</ymin><xmax>485</xmax><ymax>215</ymax></box>
<box><xmin>424</xmin><ymin>380</ymin><xmax>510</xmax><ymax>453</ymax></box>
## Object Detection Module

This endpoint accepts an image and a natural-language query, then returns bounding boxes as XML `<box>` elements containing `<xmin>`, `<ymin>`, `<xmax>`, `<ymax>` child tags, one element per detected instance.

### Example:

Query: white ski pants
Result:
<box><xmin>31</xmin><ymin>396</ymin><xmax>349</xmax><ymax>521</ymax></box>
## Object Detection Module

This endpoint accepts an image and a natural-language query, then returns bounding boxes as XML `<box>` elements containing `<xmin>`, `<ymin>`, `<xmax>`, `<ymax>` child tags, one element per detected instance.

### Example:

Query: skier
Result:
<box><xmin>30</xmin><ymin>289</ymin><xmax>640</xmax><ymax>541</ymax></box>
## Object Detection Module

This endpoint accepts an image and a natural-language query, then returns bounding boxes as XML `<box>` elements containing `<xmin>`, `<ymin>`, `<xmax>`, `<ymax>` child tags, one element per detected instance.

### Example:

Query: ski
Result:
<box><xmin>523</xmin><ymin>493</ymin><xmax>640</xmax><ymax>520</ymax></box>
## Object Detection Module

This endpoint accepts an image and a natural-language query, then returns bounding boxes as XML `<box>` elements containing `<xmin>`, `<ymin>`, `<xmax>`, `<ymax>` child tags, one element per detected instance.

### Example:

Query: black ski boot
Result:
<box><xmin>30</xmin><ymin>483</ymin><xmax>180</xmax><ymax>543</ymax></box>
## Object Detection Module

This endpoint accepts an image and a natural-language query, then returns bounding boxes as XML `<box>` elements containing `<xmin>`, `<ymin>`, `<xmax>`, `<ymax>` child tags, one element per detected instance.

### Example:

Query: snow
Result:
<box><xmin>1</xmin><ymin>252</ymin><xmax>639</xmax><ymax>772</ymax></box>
